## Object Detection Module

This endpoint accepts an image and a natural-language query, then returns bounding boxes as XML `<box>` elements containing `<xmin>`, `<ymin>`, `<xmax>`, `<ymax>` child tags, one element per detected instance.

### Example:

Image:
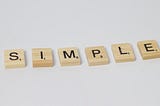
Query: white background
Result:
<box><xmin>0</xmin><ymin>0</ymin><xmax>160</xmax><ymax>106</ymax></box>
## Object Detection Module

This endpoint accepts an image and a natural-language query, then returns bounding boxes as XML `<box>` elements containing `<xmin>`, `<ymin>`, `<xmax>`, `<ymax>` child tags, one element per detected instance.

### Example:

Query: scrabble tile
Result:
<box><xmin>112</xmin><ymin>43</ymin><xmax>136</xmax><ymax>63</ymax></box>
<box><xmin>32</xmin><ymin>48</ymin><xmax>53</xmax><ymax>67</ymax></box>
<box><xmin>58</xmin><ymin>47</ymin><xmax>81</xmax><ymax>66</ymax></box>
<box><xmin>85</xmin><ymin>46</ymin><xmax>109</xmax><ymax>66</ymax></box>
<box><xmin>137</xmin><ymin>40</ymin><xmax>160</xmax><ymax>60</ymax></box>
<box><xmin>4</xmin><ymin>49</ymin><xmax>26</xmax><ymax>68</ymax></box>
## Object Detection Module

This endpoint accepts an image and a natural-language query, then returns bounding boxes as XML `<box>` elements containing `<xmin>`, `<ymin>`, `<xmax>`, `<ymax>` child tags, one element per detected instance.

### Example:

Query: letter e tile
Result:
<box><xmin>137</xmin><ymin>40</ymin><xmax>160</xmax><ymax>60</ymax></box>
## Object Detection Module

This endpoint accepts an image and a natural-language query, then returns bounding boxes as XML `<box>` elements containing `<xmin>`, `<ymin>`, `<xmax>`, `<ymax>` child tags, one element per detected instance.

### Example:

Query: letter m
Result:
<box><xmin>63</xmin><ymin>50</ymin><xmax>75</xmax><ymax>58</ymax></box>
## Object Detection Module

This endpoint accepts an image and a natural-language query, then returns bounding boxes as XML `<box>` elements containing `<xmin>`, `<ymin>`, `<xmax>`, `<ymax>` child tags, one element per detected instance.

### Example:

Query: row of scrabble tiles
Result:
<box><xmin>4</xmin><ymin>40</ymin><xmax>160</xmax><ymax>68</ymax></box>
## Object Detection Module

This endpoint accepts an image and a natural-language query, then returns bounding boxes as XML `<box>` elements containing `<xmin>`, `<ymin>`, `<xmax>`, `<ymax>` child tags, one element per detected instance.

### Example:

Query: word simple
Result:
<box><xmin>4</xmin><ymin>40</ymin><xmax>160</xmax><ymax>69</ymax></box>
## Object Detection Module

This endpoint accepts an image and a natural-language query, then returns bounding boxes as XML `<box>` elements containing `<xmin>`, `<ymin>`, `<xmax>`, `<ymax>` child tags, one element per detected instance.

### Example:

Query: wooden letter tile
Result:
<box><xmin>4</xmin><ymin>49</ymin><xmax>26</xmax><ymax>68</ymax></box>
<box><xmin>111</xmin><ymin>43</ymin><xmax>136</xmax><ymax>63</ymax></box>
<box><xmin>85</xmin><ymin>46</ymin><xmax>109</xmax><ymax>66</ymax></box>
<box><xmin>137</xmin><ymin>40</ymin><xmax>160</xmax><ymax>60</ymax></box>
<box><xmin>32</xmin><ymin>48</ymin><xmax>53</xmax><ymax>67</ymax></box>
<box><xmin>58</xmin><ymin>47</ymin><xmax>81</xmax><ymax>66</ymax></box>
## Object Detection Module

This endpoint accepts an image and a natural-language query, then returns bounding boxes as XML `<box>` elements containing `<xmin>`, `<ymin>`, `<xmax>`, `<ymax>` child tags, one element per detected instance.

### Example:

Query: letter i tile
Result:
<box><xmin>32</xmin><ymin>48</ymin><xmax>54</xmax><ymax>67</ymax></box>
